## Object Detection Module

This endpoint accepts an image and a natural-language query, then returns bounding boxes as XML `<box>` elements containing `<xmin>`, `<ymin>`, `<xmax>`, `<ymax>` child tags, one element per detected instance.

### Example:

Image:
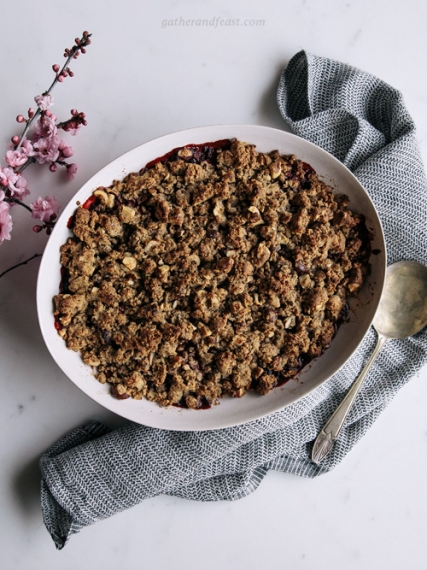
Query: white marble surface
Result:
<box><xmin>1</xmin><ymin>0</ymin><xmax>427</xmax><ymax>567</ymax></box>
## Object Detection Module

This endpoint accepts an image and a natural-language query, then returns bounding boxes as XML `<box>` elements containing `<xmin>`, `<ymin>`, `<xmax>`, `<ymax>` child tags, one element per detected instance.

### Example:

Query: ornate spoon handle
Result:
<box><xmin>311</xmin><ymin>332</ymin><xmax>388</xmax><ymax>464</ymax></box>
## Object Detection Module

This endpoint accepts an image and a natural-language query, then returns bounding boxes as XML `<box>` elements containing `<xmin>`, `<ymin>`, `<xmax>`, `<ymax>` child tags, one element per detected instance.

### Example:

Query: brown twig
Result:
<box><xmin>0</xmin><ymin>253</ymin><xmax>42</xmax><ymax>280</ymax></box>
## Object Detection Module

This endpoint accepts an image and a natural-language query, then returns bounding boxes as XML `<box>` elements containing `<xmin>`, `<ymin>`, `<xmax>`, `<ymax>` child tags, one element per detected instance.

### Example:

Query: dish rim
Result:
<box><xmin>36</xmin><ymin>124</ymin><xmax>387</xmax><ymax>431</ymax></box>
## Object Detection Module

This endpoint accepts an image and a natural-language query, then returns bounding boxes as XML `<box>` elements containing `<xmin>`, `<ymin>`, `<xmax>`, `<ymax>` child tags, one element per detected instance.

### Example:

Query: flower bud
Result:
<box><xmin>16</xmin><ymin>115</ymin><xmax>25</xmax><ymax>123</ymax></box>
<box><xmin>52</xmin><ymin>64</ymin><xmax>60</xmax><ymax>72</ymax></box>
<box><xmin>66</xmin><ymin>163</ymin><xmax>78</xmax><ymax>180</ymax></box>
<box><xmin>61</xmin><ymin>145</ymin><xmax>74</xmax><ymax>158</ymax></box>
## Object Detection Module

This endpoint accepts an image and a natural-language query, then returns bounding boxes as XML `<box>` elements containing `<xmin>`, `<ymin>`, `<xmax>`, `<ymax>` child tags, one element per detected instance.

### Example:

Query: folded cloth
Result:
<box><xmin>40</xmin><ymin>50</ymin><xmax>427</xmax><ymax>549</ymax></box>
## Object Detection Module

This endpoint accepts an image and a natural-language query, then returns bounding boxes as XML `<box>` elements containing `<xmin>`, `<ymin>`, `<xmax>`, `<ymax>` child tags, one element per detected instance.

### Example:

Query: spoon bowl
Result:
<box><xmin>312</xmin><ymin>260</ymin><xmax>427</xmax><ymax>464</ymax></box>
<box><xmin>373</xmin><ymin>261</ymin><xmax>427</xmax><ymax>339</ymax></box>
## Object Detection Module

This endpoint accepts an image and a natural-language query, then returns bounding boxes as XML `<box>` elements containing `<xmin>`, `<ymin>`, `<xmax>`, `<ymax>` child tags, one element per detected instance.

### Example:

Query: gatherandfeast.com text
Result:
<box><xmin>161</xmin><ymin>17</ymin><xmax>265</xmax><ymax>29</ymax></box>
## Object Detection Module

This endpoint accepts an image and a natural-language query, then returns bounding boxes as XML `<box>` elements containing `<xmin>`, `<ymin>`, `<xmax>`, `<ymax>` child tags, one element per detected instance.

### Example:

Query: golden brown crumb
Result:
<box><xmin>54</xmin><ymin>139</ymin><xmax>370</xmax><ymax>408</ymax></box>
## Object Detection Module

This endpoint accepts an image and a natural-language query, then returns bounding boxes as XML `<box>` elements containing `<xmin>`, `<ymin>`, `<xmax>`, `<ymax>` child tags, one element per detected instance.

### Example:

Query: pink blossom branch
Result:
<box><xmin>0</xmin><ymin>31</ymin><xmax>92</xmax><ymax>248</ymax></box>
<box><xmin>16</xmin><ymin>32</ymin><xmax>91</xmax><ymax>151</ymax></box>
<box><xmin>57</xmin><ymin>110</ymin><xmax>87</xmax><ymax>133</ymax></box>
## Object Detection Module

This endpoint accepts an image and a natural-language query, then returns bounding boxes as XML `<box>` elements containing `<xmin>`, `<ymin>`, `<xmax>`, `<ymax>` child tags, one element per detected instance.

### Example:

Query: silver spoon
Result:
<box><xmin>312</xmin><ymin>260</ymin><xmax>427</xmax><ymax>464</ymax></box>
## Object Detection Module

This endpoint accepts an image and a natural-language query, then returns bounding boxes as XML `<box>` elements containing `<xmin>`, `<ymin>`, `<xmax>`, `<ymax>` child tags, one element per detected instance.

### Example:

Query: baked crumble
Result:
<box><xmin>54</xmin><ymin>139</ymin><xmax>370</xmax><ymax>408</ymax></box>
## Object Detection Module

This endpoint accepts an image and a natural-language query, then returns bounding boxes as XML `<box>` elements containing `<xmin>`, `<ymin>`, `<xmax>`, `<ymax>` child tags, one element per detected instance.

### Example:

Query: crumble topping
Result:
<box><xmin>54</xmin><ymin>139</ymin><xmax>370</xmax><ymax>408</ymax></box>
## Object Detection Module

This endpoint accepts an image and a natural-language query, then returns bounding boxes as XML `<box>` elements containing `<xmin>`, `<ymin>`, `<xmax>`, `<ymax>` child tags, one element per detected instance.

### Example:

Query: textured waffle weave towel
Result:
<box><xmin>40</xmin><ymin>50</ymin><xmax>427</xmax><ymax>549</ymax></box>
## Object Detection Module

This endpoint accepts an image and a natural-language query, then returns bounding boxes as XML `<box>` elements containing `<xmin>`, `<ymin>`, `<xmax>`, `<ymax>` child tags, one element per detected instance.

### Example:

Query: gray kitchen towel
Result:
<box><xmin>40</xmin><ymin>50</ymin><xmax>427</xmax><ymax>549</ymax></box>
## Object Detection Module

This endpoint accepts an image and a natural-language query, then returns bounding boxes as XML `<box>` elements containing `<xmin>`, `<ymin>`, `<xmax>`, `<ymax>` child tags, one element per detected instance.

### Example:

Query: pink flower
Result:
<box><xmin>34</xmin><ymin>94</ymin><xmax>54</xmax><ymax>111</ymax></box>
<box><xmin>0</xmin><ymin>201</ymin><xmax>13</xmax><ymax>244</ymax></box>
<box><xmin>21</xmin><ymin>138</ymin><xmax>34</xmax><ymax>155</ymax></box>
<box><xmin>33</xmin><ymin>135</ymin><xmax>60</xmax><ymax>164</ymax></box>
<box><xmin>5</xmin><ymin>138</ymin><xmax>34</xmax><ymax>168</ymax></box>
<box><xmin>33</xmin><ymin>114</ymin><xmax>58</xmax><ymax>140</ymax></box>
<box><xmin>13</xmin><ymin>175</ymin><xmax>30</xmax><ymax>200</ymax></box>
<box><xmin>0</xmin><ymin>190</ymin><xmax>5</xmax><ymax>202</ymax></box>
<box><xmin>5</xmin><ymin>149</ymin><xmax>28</xmax><ymax>168</ymax></box>
<box><xmin>0</xmin><ymin>166</ymin><xmax>10</xmax><ymax>186</ymax></box>
<box><xmin>66</xmin><ymin>163</ymin><xmax>78</xmax><ymax>180</ymax></box>
<box><xmin>30</xmin><ymin>196</ymin><xmax>59</xmax><ymax>222</ymax></box>
<box><xmin>0</xmin><ymin>167</ymin><xmax>29</xmax><ymax>200</ymax></box>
